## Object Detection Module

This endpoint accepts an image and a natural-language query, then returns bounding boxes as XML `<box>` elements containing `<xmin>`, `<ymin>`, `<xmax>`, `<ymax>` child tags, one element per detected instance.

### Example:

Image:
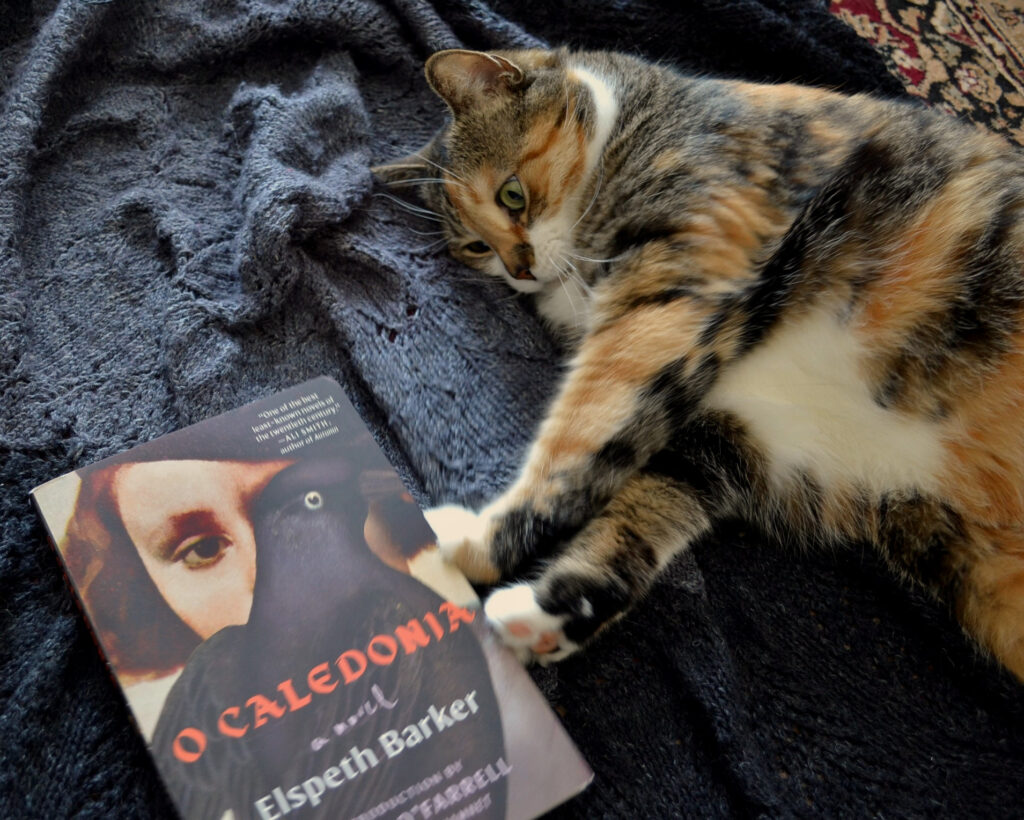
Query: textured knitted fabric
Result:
<box><xmin>2</xmin><ymin>0</ymin><xmax>1022</xmax><ymax>817</ymax></box>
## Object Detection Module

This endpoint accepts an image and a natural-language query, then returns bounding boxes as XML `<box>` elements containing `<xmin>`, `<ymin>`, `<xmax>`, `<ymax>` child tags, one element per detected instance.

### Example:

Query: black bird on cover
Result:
<box><xmin>151</xmin><ymin>458</ymin><xmax>506</xmax><ymax>819</ymax></box>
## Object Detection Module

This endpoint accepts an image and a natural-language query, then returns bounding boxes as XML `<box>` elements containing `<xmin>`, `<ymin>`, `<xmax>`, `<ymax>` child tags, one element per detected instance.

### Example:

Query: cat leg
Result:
<box><xmin>426</xmin><ymin>375</ymin><xmax>682</xmax><ymax>586</ymax></box>
<box><xmin>428</xmin><ymin>299</ymin><xmax>728</xmax><ymax>583</ymax></box>
<box><xmin>958</xmin><ymin>531</ymin><xmax>1024</xmax><ymax>682</ymax></box>
<box><xmin>481</xmin><ymin>471</ymin><xmax>711</xmax><ymax>662</ymax></box>
<box><xmin>482</xmin><ymin>409</ymin><xmax>756</xmax><ymax>660</ymax></box>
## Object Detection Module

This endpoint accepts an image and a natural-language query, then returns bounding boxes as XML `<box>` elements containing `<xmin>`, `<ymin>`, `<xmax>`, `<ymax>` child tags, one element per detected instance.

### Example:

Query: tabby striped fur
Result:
<box><xmin>375</xmin><ymin>48</ymin><xmax>1024</xmax><ymax>680</ymax></box>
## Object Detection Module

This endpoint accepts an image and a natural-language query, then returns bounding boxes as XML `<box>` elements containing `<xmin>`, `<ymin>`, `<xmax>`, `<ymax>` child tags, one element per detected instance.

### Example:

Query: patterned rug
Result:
<box><xmin>831</xmin><ymin>0</ymin><xmax>1024</xmax><ymax>144</ymax></box>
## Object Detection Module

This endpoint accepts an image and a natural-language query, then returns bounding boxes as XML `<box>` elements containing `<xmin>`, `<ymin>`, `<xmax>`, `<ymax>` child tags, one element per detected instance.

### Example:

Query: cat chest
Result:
<box><xmin>702</xmin><ymin>308</ymin><xmax>945</xmax><ymax>495</ymax></box>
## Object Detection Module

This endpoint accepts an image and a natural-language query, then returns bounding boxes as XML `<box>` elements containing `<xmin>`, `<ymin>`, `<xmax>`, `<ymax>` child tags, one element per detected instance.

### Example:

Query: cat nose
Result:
<box><xmin>508</xmin><ymin>243</ymin><xmax>535</xmax><ymax>281</ymax></box>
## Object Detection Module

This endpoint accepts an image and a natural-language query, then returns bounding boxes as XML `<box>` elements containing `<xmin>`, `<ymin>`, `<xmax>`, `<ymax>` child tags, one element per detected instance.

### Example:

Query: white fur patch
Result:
<box><xmin>704</xmin><ymin>307</ymin><xmax>944</xmax><ymax>494</ymax></box>
<box><xmin>567</xmin><ymin>64</ymin><xmax>619</xmax><ymax>177</ymax></box>
<box><xmin>534</xmin><ymin>270</ymin><xmax>591</xmax><ymax>331</ymax></box>
<box><xmin>528</xmin><ymin>180</ymin><xmax>594</xmax><ymax>333</ymax></box>
<box><xmin>423</xmin><ymin>504</ymin><xmax>486</xmax><ymax>550</ymax></box>
<box><xmin>423</xmin><ymin>504</ymin><xmax>503</xmax><ymax>583</ymax></box>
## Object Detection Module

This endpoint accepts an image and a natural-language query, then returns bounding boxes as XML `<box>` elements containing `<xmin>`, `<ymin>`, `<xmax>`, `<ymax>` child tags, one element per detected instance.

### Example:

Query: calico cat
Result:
<box><xmin>374</xmin><ymin>48</ymin><xmax>1024</xmax><ymax>681</ymax></box>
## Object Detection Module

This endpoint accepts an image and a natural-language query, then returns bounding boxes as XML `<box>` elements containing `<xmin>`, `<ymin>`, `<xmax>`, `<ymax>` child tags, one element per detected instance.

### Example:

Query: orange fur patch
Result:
<box><xmin>652</xmin><ymin>149</ymin><xmax>686</xmax><ymax>172</ymax></box>
<box><xmin>518</xmin><ymin>301</ymin><xmax>710</xmax><ymax>492</ymax></box>
<box><xmin>942</xmin><ymin>340</ymin><xmax>1024</xmax><ymax>524</ymax></box>
<box><xmin>519</xmin><ymin>119</ymin><xmax>587</xmax><ymax>216</ymax></box>
<box><xmin>960</xmin><ymin>534</ymin><xmax>1024</xmax><ymax>680</ymax></box>
<box><xmin>730</xmin><ymin>80</ymin><xmax>838</xmax><ymax>110</ymax></box>
<box><xmin>598</xmin><ymin>184</ymin><xmax>786</xmax><ymax>327</ymax></box>
<box><xmin>521</xmin><ymin>118</ymin><xmax>564</xmax><ymax>164</ymax></box>
<box><xmin>855</xmin><ymin>172</ymin><xmax>992</xmax><ymax>346</ymax></box>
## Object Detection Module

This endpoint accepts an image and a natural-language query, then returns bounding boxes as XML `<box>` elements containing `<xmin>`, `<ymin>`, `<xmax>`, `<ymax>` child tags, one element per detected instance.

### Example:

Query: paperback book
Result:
<box><xmin>32</xmin><ymin>377</ymin><xmax>592</xmax><ymax>820</ymax></box>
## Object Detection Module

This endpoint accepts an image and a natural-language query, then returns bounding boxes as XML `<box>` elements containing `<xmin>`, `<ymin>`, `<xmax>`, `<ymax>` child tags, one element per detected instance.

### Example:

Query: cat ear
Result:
<box><xmin>425</xmin><ymin>49</ymin><xmax>525</xmax><ymax>116</ymax></box>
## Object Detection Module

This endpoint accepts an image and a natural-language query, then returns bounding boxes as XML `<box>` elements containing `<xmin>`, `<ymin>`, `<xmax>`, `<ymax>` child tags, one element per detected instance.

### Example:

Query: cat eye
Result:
<box><xmin>497</xmin><ymin>177</ymin><xmax>526</xmax><ymax>211</ymax></box>
<box><xmin>462</xmin><ymin>240</ymin><xmax>492</xmax><ymax>255</ymax></box>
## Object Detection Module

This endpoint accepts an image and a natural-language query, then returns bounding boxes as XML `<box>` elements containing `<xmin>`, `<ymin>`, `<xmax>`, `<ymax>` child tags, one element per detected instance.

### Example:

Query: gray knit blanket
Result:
<box><xmin>3</xmin><ymin>0</ymin><xmax>1022</xmax><ymax>816</ymax></box>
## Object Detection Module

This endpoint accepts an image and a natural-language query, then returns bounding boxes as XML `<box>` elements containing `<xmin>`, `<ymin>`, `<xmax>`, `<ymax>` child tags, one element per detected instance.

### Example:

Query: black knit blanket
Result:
<box><xmin>3</xmin><ymin>0</ymin><xmax>1023</xmax><ymax>817</ymax></box>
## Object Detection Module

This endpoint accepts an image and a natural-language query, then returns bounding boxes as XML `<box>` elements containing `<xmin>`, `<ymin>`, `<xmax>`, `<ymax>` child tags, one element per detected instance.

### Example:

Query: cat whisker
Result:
<box><xmin>373</xmin><ymin>193</ymin><xmax>445</xmax><ymax>222</ymax></box>
<box><xmin>566</xmin><ymin>249</ymin><xmax>630</xmax><ymax>266</ymax></box>
<box><xmin>554</xmin><ymin>254</ymin><xmax>592</xmax><ymax>295</ymax></box>
<box><xmin>555</xmin><ymin>265</ymin><xmax>586</xmax><ymax>293</ymax></box>
<box><xmin>383</xmin><ymin>177</ymin><xmax>467</xmax><ymax>190</ymax></box>
<box><xmin>548</xmin><ymin>255</ymin><xmax>590</xmax><ymax>328</ymax></box>
<box><xmin>570</xmin><ymin>165</ymin><xmax>604</xmax><ymax>232</ymax></box>
<box><xmin>413</xmin><ymin>152</ymin><xmax>468</xmax><ymax>184</ymax></box>
<box><xmin>553</xmin><ymin>268</ymin><xmax>582</xmax><ymax>326</ymax></box>
<box><xmin>373</xmin><ymin>191</ymin><xmax>439</xmax><ymax>212</ymax></box>
<box><xmin>409</xmin><ymin>238</ymin><xmax>450</xmax><ymax>254</ymax></box>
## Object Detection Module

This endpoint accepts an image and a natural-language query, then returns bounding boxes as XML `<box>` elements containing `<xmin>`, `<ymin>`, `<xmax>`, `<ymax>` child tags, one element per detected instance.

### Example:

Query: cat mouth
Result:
<box><xmin>513</xmin><ymin>269</ymin><xmax>536</xmax><ymax>281</ymax></box>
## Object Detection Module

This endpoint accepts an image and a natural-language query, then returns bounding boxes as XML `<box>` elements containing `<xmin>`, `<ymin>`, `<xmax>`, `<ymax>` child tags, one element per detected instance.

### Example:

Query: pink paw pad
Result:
<box><xmin>531</xmin><ymin>632</ymin><xmax>560</xmax><ymax>654</ymax></box>
<box><xmin>505</xmin><ymin>621</ymin><xmax>559</xmax><ymax>653</ymax></box>
<box><xmin>506</xmin><ymin>621</ymin><xmax>534</xmax><ymax>638</ymax></box>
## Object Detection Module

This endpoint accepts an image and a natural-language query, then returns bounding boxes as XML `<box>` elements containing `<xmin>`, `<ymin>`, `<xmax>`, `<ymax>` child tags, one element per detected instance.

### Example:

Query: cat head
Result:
<box><xmin>375</xmin><ymin>49</ymin><xmax>615</xmax><ymax>304</ymax></box>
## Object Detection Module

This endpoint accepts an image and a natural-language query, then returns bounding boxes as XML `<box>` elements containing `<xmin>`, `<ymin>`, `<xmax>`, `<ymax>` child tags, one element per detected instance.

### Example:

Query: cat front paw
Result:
<box><xmin>423</xmin><ymin>504</ymin><xmax>501</xmax><ymax>583</ymax></box>
<box><xmin>483</xmin><ymin>583</ymin><xmax>580</xmax><ymax>665</ymax></box>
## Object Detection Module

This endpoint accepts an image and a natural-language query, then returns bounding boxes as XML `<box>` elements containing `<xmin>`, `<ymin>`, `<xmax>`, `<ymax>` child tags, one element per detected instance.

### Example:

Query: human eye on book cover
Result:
<box><xmin>32</xmin><ymin>377</ymin><xmax>592</xmax><ymax>820</ymax></box>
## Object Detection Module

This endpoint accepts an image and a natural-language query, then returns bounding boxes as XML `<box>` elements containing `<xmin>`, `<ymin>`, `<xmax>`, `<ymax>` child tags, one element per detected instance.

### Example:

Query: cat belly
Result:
<box><xmin>703</xmin><ymin>306</ymin><xmax>945</xmax><ymax>496</ymax></box>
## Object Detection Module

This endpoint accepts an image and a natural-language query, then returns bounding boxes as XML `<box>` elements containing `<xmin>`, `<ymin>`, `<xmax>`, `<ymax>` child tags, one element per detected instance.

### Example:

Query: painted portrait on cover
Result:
<box><xmin>62</xmin><ymin>451</ymin><xmax>460</xmax><ymax>695</ymax></box>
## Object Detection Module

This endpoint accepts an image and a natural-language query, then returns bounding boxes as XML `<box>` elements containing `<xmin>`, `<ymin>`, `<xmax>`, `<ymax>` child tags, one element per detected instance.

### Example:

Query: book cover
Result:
<box><xmin>31</xmin><ymin>377</ymin><xmax>592</xmax><ymax>820</ymax></box>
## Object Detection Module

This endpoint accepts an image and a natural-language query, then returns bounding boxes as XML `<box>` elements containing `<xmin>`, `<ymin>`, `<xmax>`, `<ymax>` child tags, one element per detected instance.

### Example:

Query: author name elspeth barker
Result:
<box><xmin>256</xmin><ymin>690</ymin><xmax>510</xmax><ymax>819</ymax></box>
